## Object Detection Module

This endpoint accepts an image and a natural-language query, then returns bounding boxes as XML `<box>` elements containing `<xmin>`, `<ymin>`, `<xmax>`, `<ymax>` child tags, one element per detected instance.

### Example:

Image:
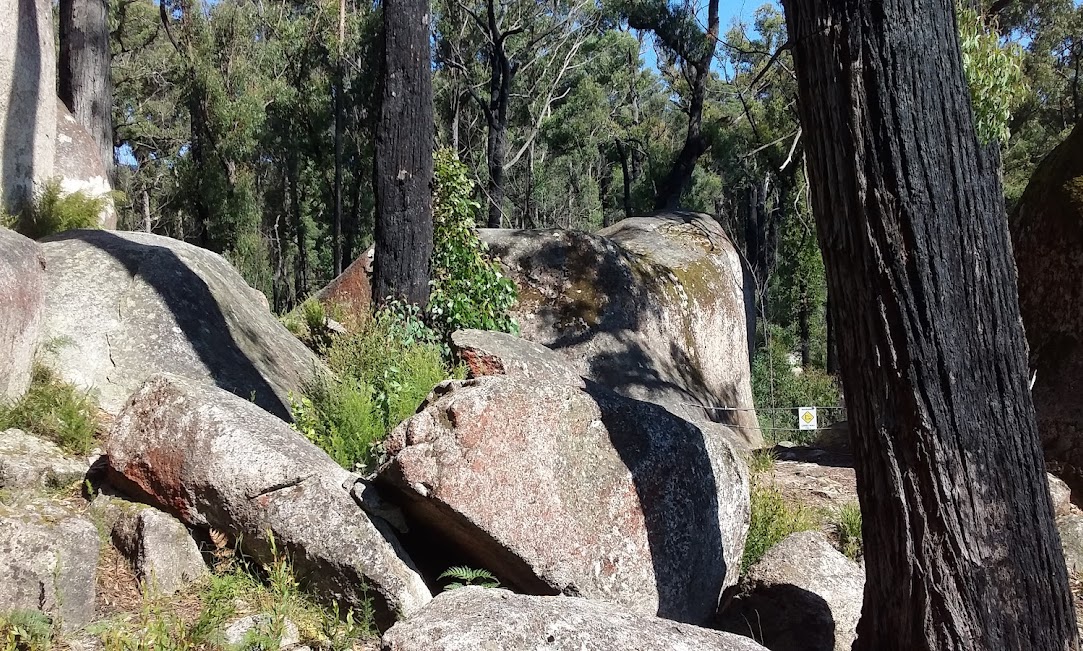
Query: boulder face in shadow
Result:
<box><xmin>0</xmin><ymin>227</ymin><xmax>44</xmax><ymax>401</ymax></box>
<box><xmin>37</xmin><ymin>230</ymin><xmax>324</xmax><ymax>419</ymax></box>
<box><xmin>1</xmin><ymin>0</ymin><xmax>56</xmax><ymax>214</ymax></box>
<box><xmin>377</xmin><ymin>374</ymin><xmax>750</xmax><ymax>625</ymax></box>
<box><xmin>717</xmin><ymin>531</ymin><xmax>865</xmax><ymax>651</ymax></box>
<box><xmin>481</xmin><ymin>211</ymin><xmax>761</xmax><ymax>449</ymax></box>
<box><xmin>53</xmin><ymin>103</ymin><xmax>116</xmax><ymax>228</ymax></box>
<box><xmin>1010</xmin><ymin>119</ymin><xmax>1083</xmax><ymax>500</ymax></box>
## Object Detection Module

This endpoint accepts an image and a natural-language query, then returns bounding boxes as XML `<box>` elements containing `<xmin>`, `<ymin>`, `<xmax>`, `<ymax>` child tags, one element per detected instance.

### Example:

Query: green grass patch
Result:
<box><xmin>742</xmin><ymin>482</ymin><xmax>820</xmax><ymax>573</ymax></box>
<box><xmin>0</xmin><ymin>364</ymin><xmax>99</xmax><ymax>456</ymax></box>
<box><xmin>292</xmin><ymin>307</ymin><xmax>454</xmax><ymax>473</ymax></box>
<box><xmin>831</xmin><ymin>502</ymin><xmax>863</xmax><ymax>561</ymax></box>
<box><xmin>95</xmin><ymin>539</ymin><xmax>373</xmax><ymax>651</ymax></box>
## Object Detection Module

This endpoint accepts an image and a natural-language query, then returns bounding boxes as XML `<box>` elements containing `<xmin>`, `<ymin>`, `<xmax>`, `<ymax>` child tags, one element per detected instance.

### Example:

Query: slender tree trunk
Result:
<box><xmin>334</xmin><ymin>69</ymin><xmax>345</xmax><ymax>276</ymax></box>
<box><xmin>783</xmin><ymin>0</ymin><xmax>1079</xmax><ymax>646</ymax></box>
<box><xmin>286</xmin><ymin>153</ymin><xmax>308</xmax><ymax>300</ymax></box>
<box><xmin>373</xmin><ymin>0</ymin><xmax>434</xmax><ymax>307</ymax></box>
<box><xmin>59</xmin><ymin>0</ymin><xmax>114</xmax><ymax>180</ymax></box>
<box><xmin>486</xmin><ymin>116</ymin><xmax>507</xmax><ymax>228</ymax></box>
<box><xmin>142</xmin><ymin>189</ymin><xmax>151</xmax><ymax>233</ymax></box>
<box><xmin>616</xmin><ymin>139</ymin><xmax>633</xmax><ymax>221</ymax></box>
<box><xmin>798</xmin><ymin>277</ymin><xmax>809</xmax><ymax>367</ymax></box>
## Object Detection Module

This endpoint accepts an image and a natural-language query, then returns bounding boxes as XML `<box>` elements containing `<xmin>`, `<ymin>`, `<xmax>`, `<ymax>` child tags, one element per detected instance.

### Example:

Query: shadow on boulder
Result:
<box><xmin>717</xmin><ymin>584</ymin><xmax>838</xmax><ymax>651</ymax></box>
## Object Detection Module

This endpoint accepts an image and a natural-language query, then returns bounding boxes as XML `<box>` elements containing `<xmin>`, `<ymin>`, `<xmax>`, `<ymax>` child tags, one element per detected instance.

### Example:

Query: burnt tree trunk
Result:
<box><xmin>373</xmin><ymin>0</ymin><xmax>434</xmax><ymax>307</ymax></box>
<box><xmin>59</xmin><ymin>0</ymin><xmax>113</xmax><ymax>179</ymax></box>
<box><xmin>782</xmin><ymin>0</ymin><xmax>1078</xmax><ymax>646</ymax></box>
<box><xmin>616</xmin><ymin>138</ymin><xmax>633</xmax><ymax>221</ymax></box>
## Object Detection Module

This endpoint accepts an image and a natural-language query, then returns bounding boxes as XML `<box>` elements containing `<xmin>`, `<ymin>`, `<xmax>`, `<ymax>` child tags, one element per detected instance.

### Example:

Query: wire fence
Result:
<box><xmin>680</xmin><ymin>403</ymin><xmax>848</xmax><ymax>440</ymax></box>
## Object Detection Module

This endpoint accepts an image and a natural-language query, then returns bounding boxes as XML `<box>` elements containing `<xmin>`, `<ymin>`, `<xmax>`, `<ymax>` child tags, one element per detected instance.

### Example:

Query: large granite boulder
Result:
<box><xmin>53</xmin><ymin>103</ymin><xmax>116</xmax><ymax>229</ymax></box>
<box><xmin>381</xmin><ymin>587</ymin><xmax>769</xmax><ymax>651</ymax></box>
<box><xmin>481</xmin><ymin>212</ymin><xmax>760</xmax><ymax>448</ymax></box>
<box><xmin>377</xmin><ymin>375</ymin><xmax>750</xmax><ymax>625</ymax></box>
<box><xmin>717</xmin><ymin>531</ymin><xmax>865</xmax><ymax>651</ymax></box>
<box><xmin>1010</xmin><ymin>119</ymin><xmax>1083</xmax><ymax>498</ymax></box>
<box><xmin>313</xmin><ymin>245</ymin><xmax>374</xmax><ymax>324</ymax></box>
<box><xmin>105</xmin><ymin>374</ymin><xmax>431</xmax><ymax>627</ymax></box>
<box><xmin>38</xmin><ymin>230</ymin><xmax>323</xmax><ymax>419</ymax></box>
<box><xmin>0</xmin><ymin>429</ymin><xmax>88</xmax><ymax>489</ymax></box>
<box><xmin>0</xmin><ymin>0</ymin><xmax>56</xmax><ymax>213</ymax></box>
<box><xmin>0</xmin><ymin>227</ymin><xmax>45</xmax><ymax>401</ymax></box>
<box><xmin>0</xmin><ymin>498</ymin><xmax>98</xmax><ymax>631</ymax></box>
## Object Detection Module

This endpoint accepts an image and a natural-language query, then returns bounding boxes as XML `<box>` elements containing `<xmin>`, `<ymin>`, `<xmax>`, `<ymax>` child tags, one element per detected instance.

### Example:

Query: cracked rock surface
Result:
<box><xmin>38</xmin><ymin>230</ymin><xmax>323</xmax><ymax>420</ymax></box>
<box><xmin>105</xmin><ymin>373</ymin><xmax>432</xmax><ymax>627</ymax></box>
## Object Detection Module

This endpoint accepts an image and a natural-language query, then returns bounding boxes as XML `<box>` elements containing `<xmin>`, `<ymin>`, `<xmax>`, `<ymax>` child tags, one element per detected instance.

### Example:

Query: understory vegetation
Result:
<box><xmin>2</xmin><ymin>180</ymin><xmax>109</xmax><ymax>240</ymax></box>
<box><xmin>0</xmin><ymin>363</ymin><xmax>100</xmax><ymax>456</ymax></box>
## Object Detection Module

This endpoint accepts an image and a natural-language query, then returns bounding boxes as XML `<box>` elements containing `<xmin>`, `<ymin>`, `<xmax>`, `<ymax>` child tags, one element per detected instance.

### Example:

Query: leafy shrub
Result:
<box><xmin>832</xmin><ymin>503</ymin><xmax>863</xmax><ymax>561</ymax></box>
<box><xmin>5</xmin><ymin>179</ymin><xmax>109</xmax><ymax>240</ymax></box>
<box><xmin>429</xmin><ymin>149</ymin><xmax>518</xmax><ymax>340</ymax></box>
<box><xmin>1</xmin><ymin>609</ymin><xmax>53</xmax><ymax>651</ymax></box>
<box><xmin>292</xmin><ymin>306</ymin><xmax>451</xmax><ymax>472</ymax></box>
<box><xmin>0</xmin><ymin>364</ymin><xmax>99</xmax><ymax>455</ymax></box>
<box><xmin>438</xmin><ymin>566</ymin><xmax>500</xmax><ymax>591</ymax></box>
<box><xmin>742</xmin><ymin>482</ymin><xmax>820</xmax><ymax>572</ymax></box>
<box><xmin>751</xmin><ymin>325</ymin><xmax>843</xmax><ymax>445</ymax></box>
<box><xmin>958</xmin><ymin>4</ymin><xmax>1027</xmax><ymax>144</ymax></box>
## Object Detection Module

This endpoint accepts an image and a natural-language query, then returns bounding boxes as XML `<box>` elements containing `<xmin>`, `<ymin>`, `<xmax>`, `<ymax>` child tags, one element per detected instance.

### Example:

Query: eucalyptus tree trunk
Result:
<box><xmin>59</xmin><ymin>0</ymin><xmax>113</xmax><ymax>179</ymax></box>
<box><xmin>373</xmin><ymin>0</ymin><xmax>434</xmax><ymax>307</ymax></box>
<box><xmin>782</xmin><ymin>0</ymin><xmax>1078</xmax><ymax>646</ymax></box>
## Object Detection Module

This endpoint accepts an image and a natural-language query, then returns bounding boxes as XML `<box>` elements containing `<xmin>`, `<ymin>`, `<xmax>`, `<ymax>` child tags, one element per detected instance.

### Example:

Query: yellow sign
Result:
<box><xmin>798</xmin><ymin>407</ymin><xmax>818</xmax><ymax>431</ymax></box>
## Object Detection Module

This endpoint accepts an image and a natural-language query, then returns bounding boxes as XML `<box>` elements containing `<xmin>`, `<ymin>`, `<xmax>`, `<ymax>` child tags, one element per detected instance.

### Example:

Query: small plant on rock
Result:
<box><xmin>833</xmin><ymin>502</ymin><xmax>864</xmax><ymax>561</ymax></box>
<box><xmin>438</xmin><ymin>566</ymin><xmax>500</xmax><ymax>591</ymax></box>
<box><xmin>742</xmin><ymin>483</ymin><xmax>820</xmax><ymax>572</ymax></box>
<box><xmin>5</xmin><ymin>179</ymin><xmax>111</xmax><ymax>240</ymax></box>
<box><xmin>0</xmin><ymin>609</ymin><xmax>53</xmax><ymax>651</ymax></box>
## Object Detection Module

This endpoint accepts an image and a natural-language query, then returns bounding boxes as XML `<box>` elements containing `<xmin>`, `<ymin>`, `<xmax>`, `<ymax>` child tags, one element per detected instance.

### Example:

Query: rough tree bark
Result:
<box><xmin>373</xmin><ymin>0</ymin><xmax>434</xmax><ymax>307</ymax></box>
<box><xmin>59</xmin><ymin>0</ymin><xmax>113</xmax><ymax>179</ymax></box>
<box><xmin>1010</xmin><ymin>118</ymin><xmax>1083</xmax><ymax>499</ymax></box>
<box><xmin>781</xmin><ymin>0</ymin><xmax>1079</xmax><ymax>646</ymax></box>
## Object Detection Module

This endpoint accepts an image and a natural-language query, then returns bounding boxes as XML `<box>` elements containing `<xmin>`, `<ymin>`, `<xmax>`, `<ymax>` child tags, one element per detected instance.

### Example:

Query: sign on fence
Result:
<box><xmin>798</xmin><ymin>407</ymin><xmax>818</xmax><ymax>431</ymax></box>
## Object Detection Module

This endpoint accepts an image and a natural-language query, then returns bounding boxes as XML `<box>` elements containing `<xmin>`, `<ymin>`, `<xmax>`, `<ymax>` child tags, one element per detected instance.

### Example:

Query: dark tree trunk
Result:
<box><xmin>825</xmin><ymin>294</ymin><xmax>838</xmax><ymax>375</ymax></box>
<box><xmin>798</xmin><ymin>277</ymin><xmax>809</xmax><ymax>367</ymax></box>
<box><xmin>287</xmin><ymin>153</ymin><xmax>308</xmax><ymax>300</ymax></box>
<box><xmin>59</xmin><ymin>0</ymin><xmax>114</xmax><ymax>180</ymax></box>
<box><xmin>653</xmin><ymin>69</ymin><xmax>710</xmax><ymax>210</ymax></box>
<box><xmin>486</xmin><ymin>123</ymin><xmax>507</xmax><ymax>228</ymax></box>
<box><xmin>373</xmin><ymin>0</ymin><xmax>434</xmax><ymax>307</ymax></box>
<box><xmin>616</xmin><ymin>139</ymin><xmax>633</xmax><ymax>221</ymax></box>
<box><xmin>333</xmin><ymin>66</ymin><xmax>345</xmax><ymax>276</ymax></box>
<box><xmin>782</xmin><ymin>0</ymin><xmax>1079</xmax><ymax>646</ymax></box>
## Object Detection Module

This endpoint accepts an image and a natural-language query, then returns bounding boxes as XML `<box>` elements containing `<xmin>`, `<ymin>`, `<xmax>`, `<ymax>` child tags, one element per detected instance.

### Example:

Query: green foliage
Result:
<box><xmin>0</xmin><ymin>610</ymin><xmax>53</xmax><ymax>651</ymax></box>
<box><xmin>292</xmin><ymin>307</ymin><xmax>450</xmax><ymax>472</ymax></box>
<box><xmin>751</xmin><ymin>326</ymin><xmax>843</xmax><ymax>445</ymax></box>
<box><xmin>832</xmin><ymin>503</ymin><xmax>864</xmax><ymax>561</ymax></box>
<box><xmin>438</xmin><ymin>566</ymin><xmax>501</xmax><ymax>591</ymax></box>
<box><xmin>0</xmin><ymin>364</ymin><xmax>99</xmax><ymax>456</ymax></box>
<box><xmin>958</xmin><ymin>5</ymin><xmax>1028</xmax><ymax>144</ymax></box>
<box><xmin>429</xmin><ymin>150</ymin><xmax>519</xmax><ymax>339</ymax></box>
<box><xmin>4</xmin><ymin>180</ymin><xmax>107</xmax><ymax>240</ymax></box>
<box><xmin>742</xmin><ymin>482</ymin><xmax>820</xmax><ymax>573</ymax></box>
<box><xmin>96</xmin><ymin>537</ymin><xmax>372</xmax><ymax>651</ymax></box>
<box><xmin>748</xmin><ymin>448</ymin><xmax>777</xmax><ymax>475</ymax></box>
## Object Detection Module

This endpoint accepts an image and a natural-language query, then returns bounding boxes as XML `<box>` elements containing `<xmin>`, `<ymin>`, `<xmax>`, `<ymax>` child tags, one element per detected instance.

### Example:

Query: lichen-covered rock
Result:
<box><xmin>0</xmin><ymin>498</ymin><xmax>98</xmax><ymax>630</ymax></box>
<box><xmin>450</xmin><ymin>329</ymin><xmax>587</xmax><ymax>386</ymax></box>
<box><xmin>381</xmin><ymin>587</ymin><xmax>769</xmax><ymax>651</ymax></box>
<box><xmin>1010</xmin><ymin>119</ymin><xmax>1083</xmax><ymax>499</ymax></box>
<box><xmin>377</xmin><ymin>375</ymin><xmax>750</xmax><ymax>624</ymax></box>
<box><xmin>0</xmin><ymin>227</ymin><xmax>45</xmax><ymax>401</ymax></box>
<box><xmin>111</xmin><ymin>504</ymin><xmax>208</xmax><ymax>595</ymax></box>
<box><xmin>717</xmin><ymin>531</ymin><xmax>864</xmax><ymax>651</ymax></box>
<box><xmin>1058</xmin><ymin>512</ymin><xmax>1083</xmax><ymax>574</ymax></box>
<box><xmin>481</xmin><ymin>212</ymin><xmax>760</xmax><ymax>449</ymax></box>
<box><xmin>0</xmin><ymin>0</ymin><xmax>56</xmax><ymax>213</ymax></box>
<box><xmin>0</xmin><ymin>428</ymin><xmax>88</xmax><ymax>489</ymax></box>
<box><xmin>53</xmin><ymin>103</ymin><xmax>116</xmax><ymax>229</ymax></box>
<box><xmin>312</xmin><ymin>245</ymin><xmax>374</xmax><ymax>324</ymax></box>
<box><xmin>105</xmin><ymin>374</ymin><xmax>430</xmax><ymax>627</ymax></box>
<box><xmin>38</xmin><ymin>230</ymin><xmax>324</xmax><ymax>419</ymax></box>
